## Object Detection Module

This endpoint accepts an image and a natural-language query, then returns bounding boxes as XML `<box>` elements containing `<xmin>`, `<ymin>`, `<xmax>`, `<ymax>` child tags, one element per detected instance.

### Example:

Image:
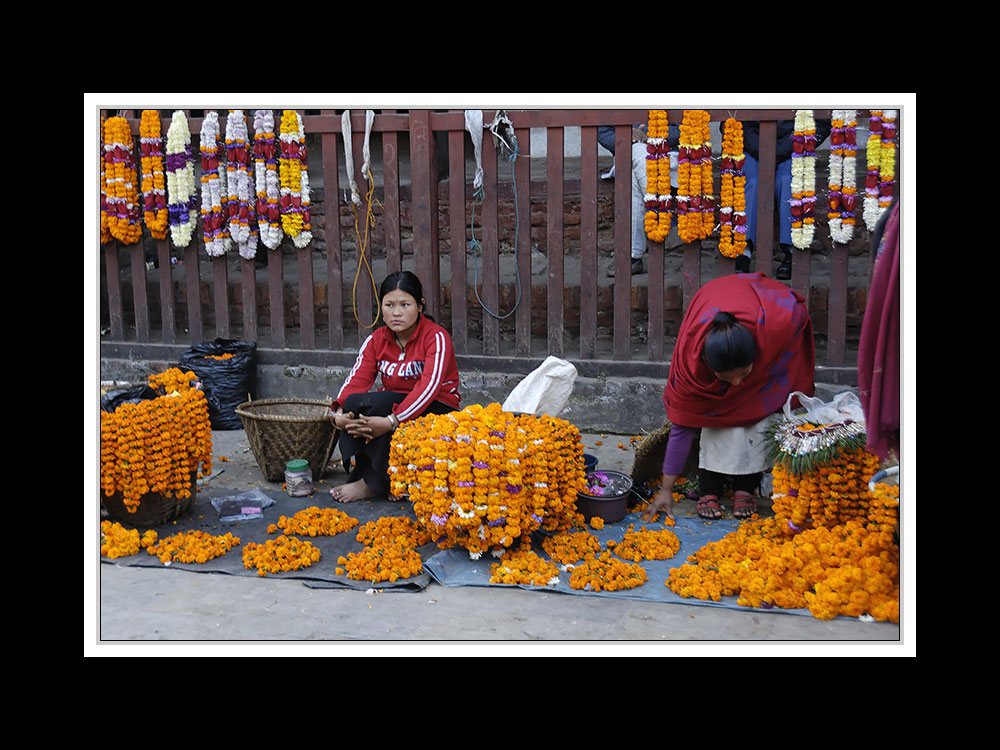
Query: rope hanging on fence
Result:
<box><xmin>465</xmin><ymin>109</ymin><xmax>523</xmax><ymax>320</ymax></box>
<box><xmin>343</xmin><ymin>109</ymin><xmax>382</xmax><ymax>329</ymax></box>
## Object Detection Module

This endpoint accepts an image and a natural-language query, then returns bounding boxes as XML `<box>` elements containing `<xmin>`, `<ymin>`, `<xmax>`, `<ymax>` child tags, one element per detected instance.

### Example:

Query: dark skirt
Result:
<box><xmin>338</xmin><ymin>391</ymin><xmax>454</xmax><ymax>496</ymax></box>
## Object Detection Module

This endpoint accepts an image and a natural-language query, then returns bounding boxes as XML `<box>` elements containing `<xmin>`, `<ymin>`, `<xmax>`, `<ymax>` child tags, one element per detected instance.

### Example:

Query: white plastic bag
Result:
<box><xmin>502</xmin><ymin>356</ymin><xmax>578</xmax><ymax>417</ymax></box>
<box><xmin>782</xmin><ymin>390</ymin><xmax>866</xmax><ymax>427</ymax></box>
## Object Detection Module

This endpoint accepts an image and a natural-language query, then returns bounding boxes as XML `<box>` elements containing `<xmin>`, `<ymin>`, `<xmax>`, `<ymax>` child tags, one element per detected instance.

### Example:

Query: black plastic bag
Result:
<box><xmin>177</xmin><ymin>339</ymin><xmax>257</xmax><ymax>430</ymax></box>
<box><xmin>101</xmin><ymin>384</ymin><xmax>158</xmax><ymax>412</ymax></box>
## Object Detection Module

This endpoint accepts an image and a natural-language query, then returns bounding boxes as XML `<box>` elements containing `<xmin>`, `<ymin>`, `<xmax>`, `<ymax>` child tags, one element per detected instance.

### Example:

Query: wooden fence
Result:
<box><xmin>100</xmin><ymin>108</ymin><xmax>896</xmax><ymax>382</ymax></box>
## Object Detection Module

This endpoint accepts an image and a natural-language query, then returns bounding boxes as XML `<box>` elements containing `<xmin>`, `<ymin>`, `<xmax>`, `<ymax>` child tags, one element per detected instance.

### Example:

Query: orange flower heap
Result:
<box><xmin>146</xmin><ymin>529</ymin><xmax>240</xmax><ymax>565</ymax></box>
<box><xmin>100</xmin><ymin>520</ymin><xmax>158</xmax><ymax>559</ymax></box>
<box><xmin>343</xmin><ymin>515</ymin><xmax>430</xmax><ymax>584</ymax></box>
<box><xmin>242</xmin><ymin>535</ymin><xmax>321</xmax><ymax>576</ymax></box>
<box><xmin>355</xmin><ymin>516</ymin><xmax>431</xmax><ymax>548</ymax></box>
<box><xmin>100</xmin><ymin>368</ymin><xmax>213</xmax><ymax>512</ymax></box>
<box><xmin>541</xmin><ymin>529</ymin><xmax>602</xmax><ymax>565</ymax></box>
<box><xmin>569</xmin><ymin>549</ymin><xmax>647</xmax><ymax>592</ymax></box>
<box><xmin>613</xmin><ymin>523</ymin><xmax>681</xmax><ymax>562</ymax></box>
<box><xmin>269</xmin><ymin>506</ymin><xmax>359</xmax><ymax>537</ymax></box>
<box><xmin>490</xmin><ymin>548</ymin><xmax>561</xmax><ymax>587</ymax></box>
<box><xmin>389</xmin><ymin>403</ymin><xmax>587</xmax><ymax>557</ymax></box>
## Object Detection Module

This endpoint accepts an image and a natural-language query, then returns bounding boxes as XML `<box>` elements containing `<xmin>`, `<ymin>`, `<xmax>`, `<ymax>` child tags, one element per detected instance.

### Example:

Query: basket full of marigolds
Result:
<box><xmin>100</xmin><ymin>368</ymin><xmax>213</xmax><ymax>526</ymax></box>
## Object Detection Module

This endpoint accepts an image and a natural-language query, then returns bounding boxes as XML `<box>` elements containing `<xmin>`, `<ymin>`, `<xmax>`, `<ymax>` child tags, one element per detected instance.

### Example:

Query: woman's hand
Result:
<box><xmin>643</xmin><ymin>475</ymin><xmax>677</xmax><ymax>523</ymax></box>
<box><xmin>347</xmin><ymin>415</ymin><xmax>394</xmax><ymax>443</ymax></box>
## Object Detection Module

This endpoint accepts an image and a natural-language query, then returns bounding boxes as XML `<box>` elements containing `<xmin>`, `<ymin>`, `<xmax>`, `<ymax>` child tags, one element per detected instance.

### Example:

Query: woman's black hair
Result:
<box><xmin>703</xmin><ymin>311</ymin><xmax>755</xmax><ymax>372</ymax></box>
<box><xmin>379</xmin><ymin>271</ymin><xmax>432</xmax><ymax>321</ymax></box>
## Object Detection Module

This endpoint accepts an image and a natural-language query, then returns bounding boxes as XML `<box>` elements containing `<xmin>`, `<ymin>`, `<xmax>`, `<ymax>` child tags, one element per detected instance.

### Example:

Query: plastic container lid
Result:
<box><xmin>285</xmin><ymin>459</ymin><xmax>310</xmax><ymax>473</ymax></box>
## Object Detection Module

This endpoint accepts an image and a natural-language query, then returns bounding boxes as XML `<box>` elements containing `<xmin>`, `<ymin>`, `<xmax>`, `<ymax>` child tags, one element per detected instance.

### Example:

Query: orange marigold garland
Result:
<box><xmin>103</xmin><ymin>116</ymin><xmax>144</xmax><ymax>245</ymax></box>
<box><xmin>676</xmin><ymin>110</ymin><xmax>713</xmax><ymax>244</ymax></box>
<box><xmin>139</xmin><ymin>110</ymin><xmax>169</xmax><ymax>240</ymax></box>
<box><xmin>100</xmin><ymin>368</ymin><xmax>213</xmax><ymax>513</ymax></box>
<box><xmin>100</xmin><ymin>116</ymin><xmax>112</xmax><ymax>244</ymax></box>
<box><xmin>644</xmin><ymin>109</ymin><xmax>673</xmax><ymax>242</ymax></box>
<box><xmin>389</xmin><ymin>403</ymin><xmax>587</xmax><ymax>558</ymax></box>
<box><xmin>718</xmin><ymin>117</ymin><xmax>748</xmax><ymax>258</ymax></box>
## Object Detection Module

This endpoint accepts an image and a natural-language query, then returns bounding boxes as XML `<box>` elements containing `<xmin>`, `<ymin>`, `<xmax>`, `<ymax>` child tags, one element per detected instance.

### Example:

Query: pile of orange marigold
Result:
<box><xmin>100</xmin><ymin>368</ymin><xmax>213</xmax><ymax>513</ymax></box>
<box><xmin>340</xmin><ymin>516</ymin><xmax>432</xmax><ymax>584</ymax></box>
<box><xmin>389</xmin><ymin>403</ymin><xmax>587</xmax><ymax>557</ymax></box>
<box><xmin>666</xmin><ymin>420</ymin><xmax>900</xmax><ymax>622</ymax></box>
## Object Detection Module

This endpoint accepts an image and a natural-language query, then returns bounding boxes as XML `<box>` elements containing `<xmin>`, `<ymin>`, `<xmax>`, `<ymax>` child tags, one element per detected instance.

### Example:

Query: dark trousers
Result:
<box><xmin>338</xmin><ymin>391</ymin><xmax>453</xmax><ymax>496</ymax></box>
<box><xmin>698</xmin><ymin>468</ymin><xmax>762</xmax><ymax>497</ymax></box>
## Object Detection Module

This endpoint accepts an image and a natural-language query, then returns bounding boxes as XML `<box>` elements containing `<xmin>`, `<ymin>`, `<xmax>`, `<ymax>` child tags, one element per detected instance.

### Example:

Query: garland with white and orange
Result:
<box><xmin>718</xmin><ymin>117</ymin><xmax>748</xmax><ymax>258</ymax></box>
<box><xmin>199</xmin><ymin>111</ymin><xmax>231</xmax><ymax>256</ymax></box>
<box><xmin>102</xmin><ymin>116</ymin><xmax>144</xmax><ymax>245</ymax></box>
<box><xmin>278</xmin><ymin>110</ymin><xmax>313</xmax><ymax>248</ymax></box>
<box><xmin>139</xmin><ymin>110</ymin><xmax>169</xmax><ymax>240</ymax></box>
<box><xmin>644</xmin><ymin>109</ymin><xmax>673</xmax><ymax>243</ymax></box>
<box><xmin>224</xmin><ymin>110</ymin><xmax>259</xmax><ymax>259</ymax></box>
<box><xmin>827</xmin><ymin>110</ymin><xmax>858</xmax><ymax>244</ymax></box>
<box><xmin>789</xmin><ymin>109</ymin><xmax>817</xmax><ymax>250</ymax></box>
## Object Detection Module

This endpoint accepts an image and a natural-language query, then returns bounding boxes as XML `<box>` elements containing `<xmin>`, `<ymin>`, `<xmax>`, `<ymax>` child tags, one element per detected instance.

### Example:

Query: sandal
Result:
<box><xmin>733</xmin><ymin>491</ymin><xmax>758</xmax><ymax>520</ymax></box>
<box><xmin>696</xmin><ymin>495</ymin><xmax>723</xmax><ymax>520</ymax></box>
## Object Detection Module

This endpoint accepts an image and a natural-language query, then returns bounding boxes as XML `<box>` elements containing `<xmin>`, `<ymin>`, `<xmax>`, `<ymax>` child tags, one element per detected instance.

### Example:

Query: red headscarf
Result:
<box><xmin>664</xmin><ymin>272</ymin><xmax>815</xmax><ymax>428</ymax></box>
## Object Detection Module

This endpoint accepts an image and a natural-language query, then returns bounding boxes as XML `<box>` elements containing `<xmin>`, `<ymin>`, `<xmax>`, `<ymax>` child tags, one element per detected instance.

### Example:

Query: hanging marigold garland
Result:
<box><xmin>224</xmin><ymin>110</ymin><xmax>259</xmax><ymax>259</ymax></box>
<box><xmin>138</xmin><ymin>110</ymin><xmax>169</xmax><ymax>240</ymax></box>
<box><xmin>199</xmin><ymin>111</ymin><xmax>231</xmax><ymax>256</ymax></box>
<box><xmin>718</xmin><ymin>117</ymin><xmax>748</xmax><ymax>258</ymax></box>
<box><xmin>878</xmin><ymin>110</ymin><xmax>897</xmax><ymax>212</ymax></box>
<box><xmin>827</xmin><ymin>110</ymin><xmax>858</xmax><ymax>245</ymax></box>
<box><xmin>790</xmin><ymin>109</ymin><xmax>817</xmax><ymax>250</ymax></box>
<box><xmin>643</xmin><ymin>109</ymin><xmax>673</xmax><ymax>242</ymax></box>
<box><xmin>165</xmin><ymin>110</ymin><xmax>197</xmax><ymax>248</ymax></box>
<box><xmin>278</xmin><ymin>109</ymin><xmax>313</xmax><ymax>248</ymax></box>
<box><xmin>676</xmin><ymin>110</ymin><xmax>713</xmax><ymax>244</ymax></box>
<box><xmin>253</xmin><ymin>109</ymin><xmax>284</xmax><ymax>250</ymax></box>
<box><xmin>100</xmin><ymin>116</ymin><xmax>112</xmax><ymax>244</ymax></box>
<box><xmin>102</xmin><ymin>116</ymin><xmax>144</xmax><ymax>245</ymax></box>
<box><xmin>862</xmin><ymin>110</ymin><xmax>884</xmax><ymax>231</ymax></box>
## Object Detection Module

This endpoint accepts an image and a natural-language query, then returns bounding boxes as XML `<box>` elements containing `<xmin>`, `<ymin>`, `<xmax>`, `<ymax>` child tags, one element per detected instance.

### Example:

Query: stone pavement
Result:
<box><xmin>92</xmin><ymin>426</ymin><xmax>907</xmax><ymax>652</ymax></box>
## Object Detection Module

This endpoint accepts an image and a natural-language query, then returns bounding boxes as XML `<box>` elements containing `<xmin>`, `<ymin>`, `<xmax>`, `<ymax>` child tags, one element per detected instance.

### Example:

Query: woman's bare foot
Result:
<box><xmin>331</xmin><ymin>479</ymin><xmax>378</xmax><ymax>503</ymax></box>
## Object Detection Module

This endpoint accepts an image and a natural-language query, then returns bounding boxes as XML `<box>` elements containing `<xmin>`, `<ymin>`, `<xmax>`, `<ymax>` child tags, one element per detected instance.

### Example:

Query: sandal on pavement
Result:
<box><xmin>696</xmin><ymin>495</ymin><xmax>723</xmax><ymax>520</ymax></box>
<box><xmin>733</xmin><ymin>491</ymin><xmax>757</xmax><ymax>519</ymax></box>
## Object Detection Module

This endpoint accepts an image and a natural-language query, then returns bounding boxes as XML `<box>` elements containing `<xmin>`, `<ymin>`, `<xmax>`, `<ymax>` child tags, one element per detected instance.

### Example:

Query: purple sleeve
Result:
<box><xmin>662</xmin><ymin>424</ymin><xmax>697</xmax><ymax>476</ymax></box>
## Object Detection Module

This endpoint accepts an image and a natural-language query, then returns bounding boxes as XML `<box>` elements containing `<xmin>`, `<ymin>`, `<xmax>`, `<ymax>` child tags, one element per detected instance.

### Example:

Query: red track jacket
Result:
<box><xmin>333</xmin><ymin>316</ymin><xmax>461</xmax><ymax>422</ymax></box>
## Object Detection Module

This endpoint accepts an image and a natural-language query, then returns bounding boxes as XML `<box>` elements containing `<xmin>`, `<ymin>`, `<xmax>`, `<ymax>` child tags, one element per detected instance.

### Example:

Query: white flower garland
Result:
<box><xmin>790</xmin><ymin>109</ymin><xmax>817</xmax><ymax>250</ymax></box>
<box><xmin>828</xmin><ymin>110</ymin><xmax>858</xmax><ymax>245</ymax></box>
<box><xmin>200</xmin><ymin>111</ymin><xmax>231</xmax><ymax>257</ymax></box>
<box><xmin>224</xmin><ymin>110</ymin><xmax>259</xmax><ymax>259</ymax></box>
<box><xmin>253</xmin><ymin>110</ymin><xmax>284</xmax><ymax>250</ymax></box>
<box><xmin>165</xmin><ymin>110</ymin><xmax>197</xmax><ymax>248</ymax></box>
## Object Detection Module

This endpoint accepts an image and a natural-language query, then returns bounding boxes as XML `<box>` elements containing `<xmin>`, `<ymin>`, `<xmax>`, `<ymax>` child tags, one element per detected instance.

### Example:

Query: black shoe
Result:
<box><xmin>734</xmin><ymin>255</ymin><xmax>751</xmax><ymax>274</ymax></box>
<box><xmin>775</xmin><ymin>252</ymin><xmax>792</xmax><ymax>280</ymax></box>
<box><xmin>607</xmin><ymin>257</ymin><xmax>644</xmax><ymax>277</ymax></box>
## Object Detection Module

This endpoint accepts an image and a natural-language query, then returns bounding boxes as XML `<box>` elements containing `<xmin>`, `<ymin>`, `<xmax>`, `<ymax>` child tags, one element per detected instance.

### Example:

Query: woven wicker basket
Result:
<box><xmin>101</xmin><ymin>473</ymin><xmax>197</xmax><ymax>527</ymax></box>
<box><xmin>235</xmin><ymin>398</ymin><xmax>339</xmax><ymax>482</ymax></box>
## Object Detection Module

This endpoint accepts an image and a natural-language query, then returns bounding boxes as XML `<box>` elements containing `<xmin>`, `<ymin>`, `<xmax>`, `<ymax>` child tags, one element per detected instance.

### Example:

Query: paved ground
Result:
<box><xmin>91</xmin><ymin>425</ymin><xmax>909</xmax><ymax>653</ymax></box>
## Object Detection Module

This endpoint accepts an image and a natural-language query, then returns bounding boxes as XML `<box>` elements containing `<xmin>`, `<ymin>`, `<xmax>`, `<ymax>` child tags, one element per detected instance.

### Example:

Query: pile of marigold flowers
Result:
<box><xmin>612</xmin><ymin>523</ymin><xmax>681</xmax><ymax>562</ymax></box>
<box><xmin>100</xmin><ymin>520</ymin><xmax>158</xmax><ymax>559</ymax></box>
<box><xmin>389</xmin><ymin>403</ymin><xmax>587</xmax><ymax>558</ymax></box>
<box><xmin>339</xmin><ymin>516</ymin><xmax>430</xmax><ymax>584</ymax></box>
<box><xmin>490</xmin><ymin>548</ymin><xmax>562</xmax><ymax>587</ymax></box>
<box><xmin>569</xmin><ymin>550</ymin><xmax>648</xmax><ymax>592</ymax></box>
<box><xmin>541</xmin><ymin>530</ymin><xmax>603</xmax><ymax>565</ymax></box>
<box><xmin>100</xmin><ymin>368</ymin><xmax>213</xmax><ymax>513</ymax></box>
<box><xmin>243</xmin><ymin>535</ymin><xmax>321</xmax><ymax>576</ymax></box>
<box><xmin>267</xmin><ymin>506</ymin><xmax>358</xmax><ymax>537</ymax></box>
<box><xmin>146</xmin><ymin>529</ymin><xmax>241</xmax><ymax>565</ymax></box>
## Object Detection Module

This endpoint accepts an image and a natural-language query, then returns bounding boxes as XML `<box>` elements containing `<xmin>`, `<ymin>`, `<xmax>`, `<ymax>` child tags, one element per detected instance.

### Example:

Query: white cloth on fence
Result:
<box><xmin>465</xmin><ymin>110</ymin><xmax>484</xmax><ymax>191</ymax></box>
<box><xmin>342</xmin><ymin>110</ymin><xmax>361</xmax><ymax>206</ymax></box>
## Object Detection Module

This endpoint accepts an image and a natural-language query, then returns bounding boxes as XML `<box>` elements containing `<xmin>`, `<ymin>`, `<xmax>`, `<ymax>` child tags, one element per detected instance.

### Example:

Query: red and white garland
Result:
<box><xmin>878</xmin><ymin>110</ymin><xmax>897</xmax><ymax>212</ymax></box>
<box><xmin>278</xmin><ymin>110</ymin><xmax>312</xmax><ymax>248</ymax></box>
<box><xmin>224</xmin><ymin>110</ymin><xmax>259</xmax><ymax>259</ymax></box>
<box><xmin>139</xmin><ymin>110</ymin><xmax>169</xmax><ymax>240</ymax></box>
<box><xmin>199</xmin><ymin>111</ymin><xmax>231</xmax><ymax>256</ymax></box>
<box><xmin>790</xmin><ymin>109</ymin><xmax>817</xmax><ymax>250</ymax></box>
<box><xmin>827</xmin><ymin>110</ymin><xmax>858</xmax><ymax>244</ymax></box>
<box><xmin>102</xmin><ymin>116</ymin><xmax>144</xmax><ymax>245</ymax></box>
<box><xmin>718</xmin><ymin>117</ymin><xmax>748</xmax><ymax>258</ymax></box>
<box><xmin>165</xmin><ymin>110</ymin><xmax>197</xmax><ymax>248</ymax></box>
<box><xmin>644</xmin><ymin>109</ymin><xmax>673</xmax><ymax>242</ymax></box>
<box><xmin>253</xmin><ymin>110</ymin><xmax>283</xmax><ymax>250</ymax></box>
